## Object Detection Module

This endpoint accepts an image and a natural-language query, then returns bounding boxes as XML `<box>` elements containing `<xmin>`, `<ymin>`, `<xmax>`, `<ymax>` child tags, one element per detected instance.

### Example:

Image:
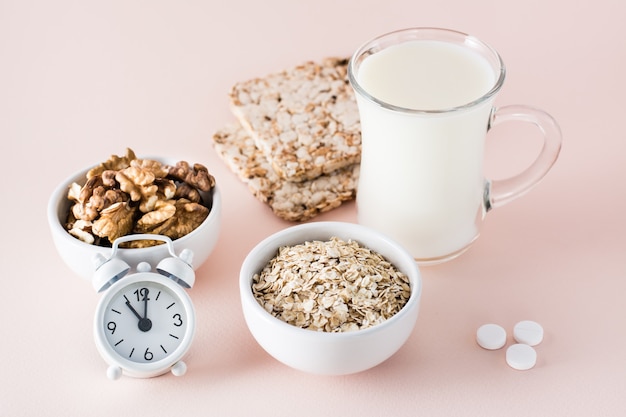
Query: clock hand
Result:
<box><xmin>143</xmin><ymin>288</ymin><xmax>149</xmax><ymax>319</ymax></box>
<box><xmin>125</xmin><ymin>298</ymin><xmax>143</xmax><ymax>321</ymax></box>
<box><xmin>125</xmin><ymin>296</ymin><xmax>152</xmax><ymax>332</ymax></box>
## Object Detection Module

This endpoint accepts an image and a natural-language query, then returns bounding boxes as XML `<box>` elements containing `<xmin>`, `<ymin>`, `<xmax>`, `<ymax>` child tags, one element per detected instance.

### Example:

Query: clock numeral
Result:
<box><xmin>134</xmin><ymin>287</ymin><xmax>149</xmax><ymax>302</ymax></box>
<box><xmin>107</xmin><ymin>321</ymin><xmax>117</xmax><ymax>334</ymax></box>
<box><xmin>144</xmin><ymin>348</ymin><xmax>153</xmax><ymax>361</ymax></box>
<box><xmin>172</xmin><ymin>313</ymin><xmax>183</xmax><ymax>327</ymax></box>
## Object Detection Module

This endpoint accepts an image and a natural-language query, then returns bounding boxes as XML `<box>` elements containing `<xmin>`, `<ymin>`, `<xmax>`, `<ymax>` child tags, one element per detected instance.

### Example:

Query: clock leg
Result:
<box><xmin>171</xmin><ymin>361</ymin><xmax>187</xmax><ymax>377</ymax></box>
<box><xmin>107</xmin><ymin>365</ymin><xmax>123</xmax><ymax>380</ymax></box>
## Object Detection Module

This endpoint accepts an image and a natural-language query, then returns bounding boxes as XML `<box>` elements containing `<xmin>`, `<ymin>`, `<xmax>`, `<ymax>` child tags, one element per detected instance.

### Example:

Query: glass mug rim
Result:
<box><xmin>348</xmin><ymin>27</ymin><xmax>507</xmax><ymax>115</ymax></box>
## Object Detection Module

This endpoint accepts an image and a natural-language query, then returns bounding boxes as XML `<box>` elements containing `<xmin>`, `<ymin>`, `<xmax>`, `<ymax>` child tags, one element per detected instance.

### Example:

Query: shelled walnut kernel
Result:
<box><xmin>252</xmin><ymin>237</ymin><xmax>411</xmax><ymax>332</ymax></box>
<box><xmin>65</xmin><ymin>148</ymin><xmax>215</xmax><ymax>248</ymax></box>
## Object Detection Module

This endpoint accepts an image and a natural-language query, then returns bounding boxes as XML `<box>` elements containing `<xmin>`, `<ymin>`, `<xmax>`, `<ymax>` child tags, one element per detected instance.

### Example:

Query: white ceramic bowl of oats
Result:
<box><xmin>47</xmin><ymin>151</ymin><xmax>221</xmax><ymax>282</ymax></box>
<box><xmin>239</xmin><ymin>221</ymin><xmax>422</xmax><ymax>375</ymax></box>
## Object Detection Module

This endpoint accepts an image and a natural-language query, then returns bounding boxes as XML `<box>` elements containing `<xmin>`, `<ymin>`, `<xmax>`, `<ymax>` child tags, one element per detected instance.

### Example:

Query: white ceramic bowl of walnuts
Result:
<box><xmin>239</xmin><ymin>221</ymin><xmax>422</xmax><ymax>375</ymax></box>
<box><xmin>48</xmin><ymin>149</ymin><xmax>221</xmax><ymax>281</ymax></box>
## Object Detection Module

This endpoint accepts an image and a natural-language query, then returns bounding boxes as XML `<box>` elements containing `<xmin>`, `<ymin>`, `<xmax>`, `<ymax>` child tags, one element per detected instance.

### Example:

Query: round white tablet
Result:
<box><xmin>506</xmin><ymin>343</ymin><xmax>537</xmax><ymax>370</ymax></box>
<box><xmin>513</xmin><ymin>320</ymin><xmax>544</xmax><ymax>346</ymax></box>
<box><xmin>476</xmin><ymin>323</ymin><xmax>507</xmax><ymax>350</ymax></box>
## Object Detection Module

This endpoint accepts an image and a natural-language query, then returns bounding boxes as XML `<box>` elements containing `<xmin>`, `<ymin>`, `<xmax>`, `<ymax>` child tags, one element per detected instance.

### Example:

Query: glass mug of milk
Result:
<box><xmin>348</xmin><ymin>28</ymin><xmax>562</xmax><ymax>264</ymax></box>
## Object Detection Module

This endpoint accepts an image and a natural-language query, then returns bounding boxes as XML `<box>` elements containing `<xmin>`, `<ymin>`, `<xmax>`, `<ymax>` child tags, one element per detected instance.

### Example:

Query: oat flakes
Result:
<box><xmin>252</xmin><ymin>237</ymin><xmax>411</xmax><ymax>332</ymax></box>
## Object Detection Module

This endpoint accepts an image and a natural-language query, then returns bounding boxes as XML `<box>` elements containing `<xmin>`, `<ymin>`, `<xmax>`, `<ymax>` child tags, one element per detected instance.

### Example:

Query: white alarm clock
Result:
<box><xmin>92</xmin><ymin>234</ymin><xmax>196</xmax><ymax>380</ymax></box>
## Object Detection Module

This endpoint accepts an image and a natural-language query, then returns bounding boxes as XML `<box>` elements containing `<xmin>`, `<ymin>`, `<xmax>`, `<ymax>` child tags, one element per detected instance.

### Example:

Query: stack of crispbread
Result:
<box><xmin>211</xmin><ymin>57</ymin><xmax>361</xmax><ymax>221</ymax></box>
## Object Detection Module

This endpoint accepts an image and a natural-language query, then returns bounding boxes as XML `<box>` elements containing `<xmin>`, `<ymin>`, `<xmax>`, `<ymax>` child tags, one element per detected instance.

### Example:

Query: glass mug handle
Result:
<box><xmin>485</xmin><ymin>105</ymin><xmax>562</xmax><ymax>211</ymax></box>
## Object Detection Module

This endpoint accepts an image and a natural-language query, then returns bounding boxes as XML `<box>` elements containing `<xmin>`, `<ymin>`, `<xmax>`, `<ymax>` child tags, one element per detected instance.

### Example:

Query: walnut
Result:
<box><xmin>133</xmin><ymin>198</ymin><xmax>209</xmax><ymax>240</ymax></box>
<box><xmin>101</xmin><ymin>170</ymin><xmax>117</xmax><ymax>187</ymax></box>
<box><xmin>124</xmin><ymin>200</ymin><xmax>179</xmax><ymax>248</ymax></box>
<box><xmin>134</xmin><ymin>200</ymin><xmax>177</xmax><ymax>232</ymax></box>
<box><xmin>167</xmin><ymin>161</ymin><xmax>215</xmax><ymax>192</ymax></box>
<box><xmin>121</xmin><ymin>238</ymin><xmax>165</xmax><ymax>249</ymax></box>
<box><xmin>67</xmin><ymin>182</ymin><xmax>82</xmax><ymax>202</ymax></box>
<box><xmin>87</xmin><ymin>148</ymin><xmax>136</xmax><ymax>179</ymax></box>
<box><xmin>68</xmin><ymin>174</ymin><xmax>129</xmax><ymax>222</ymax></box>
<box><xmin>67</xmin><ymin>219</ymin><xmax>95</xmax><ymax>244</ymax></box>
<box><xmin>92</xmin><ymin>202</ymin><xmax>136</xmax><ymax>242</ymax></box>
<box><xmin>154</xmin><ymin>178</ymin><xmax>177</xmax><ymax>201</ymax></box>
<box><xmin>130</xmin><ymin>158</ymin><xmax>169</xmax><ymax>178</ymax></box>
<box><xmin>173</xmin><ymin>182</ymin><xmax>202</xmax><ymax>203</ymax></box>
<box><xmin>115</xmin><ymin>166</ymin><xmax>159</xmax><ymax>213</ymax></box>
<box><xmin>65</xmin><ymin>148</ymin><xmax>214</xmax><ymax>247</ymax></box>
<box><xmin>69</xmin><ymin>177</ymin><xmax>104</xmax><ymax>221</ymax></box>
<box><xmin>168</xmin><ymin>199</ymin><xmax>210</xmax><ymax>237</ymax></box>
<box><xmin>69</xmin><ymin>198</ymin><xmax>95</xmax><ymax>221</ymax></box>
<box><xmin>89</xmin><ymin>187</ymin><xmax>128</xmax><ymax>212</ymax></box>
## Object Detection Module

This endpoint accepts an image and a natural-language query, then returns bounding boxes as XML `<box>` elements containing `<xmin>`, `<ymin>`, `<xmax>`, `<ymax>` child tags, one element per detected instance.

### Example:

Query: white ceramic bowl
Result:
<box><xmin>239</xmin><ymin>221</ymin><xmax>422</xmax><ymax>375</ymax></box>
<box><xmin>47</xmin><ymin>158</ymin><xmax>221</xmax><ymax>282</ymax></box>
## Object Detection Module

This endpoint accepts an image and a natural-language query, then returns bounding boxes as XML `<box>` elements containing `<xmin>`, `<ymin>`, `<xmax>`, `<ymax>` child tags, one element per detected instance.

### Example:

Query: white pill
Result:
<box><xmin>506</xmin><ymin>343</ymin><xmax>537</xmax><ymax>370</ymax></box>
<box><xmin>513</xmin><ymin>320</ymin><xmax>544</xmax><ymax>346</ymax></box>
<box><xmin>476</xmin><ymin>323</ymin><xmax>507</xmax><ymax>350</ymax></box>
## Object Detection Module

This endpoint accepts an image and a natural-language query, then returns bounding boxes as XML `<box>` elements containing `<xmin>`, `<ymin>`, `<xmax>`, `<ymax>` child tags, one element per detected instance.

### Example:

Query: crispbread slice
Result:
<box><xmin>212</xmin><ymin>123</ymin><xmax>359</xmax><ymax>222</ymax></box>
<box><xmin>229</xmin><ymin>57</ymin><xmax>361</xmax><ymax>182</ymax></box>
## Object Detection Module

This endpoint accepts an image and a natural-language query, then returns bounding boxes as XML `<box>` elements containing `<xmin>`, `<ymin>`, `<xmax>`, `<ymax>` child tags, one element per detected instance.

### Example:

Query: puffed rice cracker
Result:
<box><xmin>212</xmin><ymin>123</ymin><xmax>359</xmax><ymax>222</ymax></box>
<box><xmin>229</xmin><ymin>57</ymin><xmax>361</xmax><ymax>182</ymax></box>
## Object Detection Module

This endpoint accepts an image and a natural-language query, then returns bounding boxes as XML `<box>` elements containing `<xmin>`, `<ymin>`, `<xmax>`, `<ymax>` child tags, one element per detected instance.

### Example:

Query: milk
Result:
<box><xmin>353</xmin><ymin>40</ymin><xmax>497</xmax><ymax>261</ymax></box>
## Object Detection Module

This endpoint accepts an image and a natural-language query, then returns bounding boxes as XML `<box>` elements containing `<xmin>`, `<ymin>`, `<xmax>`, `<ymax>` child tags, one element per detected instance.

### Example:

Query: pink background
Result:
<box><xmin>2</xmin><ymin>0</ymin><xmax>625</xmax><ymax>415</ymax></box>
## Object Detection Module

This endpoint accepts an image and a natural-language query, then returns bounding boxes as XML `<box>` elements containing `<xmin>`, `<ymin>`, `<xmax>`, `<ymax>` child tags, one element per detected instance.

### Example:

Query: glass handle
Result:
<box><xmin>485</xmin><ymin>105</ymin><xmax>562</xmax><ymax>211</ymax></box>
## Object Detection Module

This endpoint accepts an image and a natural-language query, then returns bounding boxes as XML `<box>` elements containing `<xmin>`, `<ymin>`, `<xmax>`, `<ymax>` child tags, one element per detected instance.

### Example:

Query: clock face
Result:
<box><xmin>97</xmin><ymin>275</ymin><xmax>194</xmax><ymax>367</ymax></box>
